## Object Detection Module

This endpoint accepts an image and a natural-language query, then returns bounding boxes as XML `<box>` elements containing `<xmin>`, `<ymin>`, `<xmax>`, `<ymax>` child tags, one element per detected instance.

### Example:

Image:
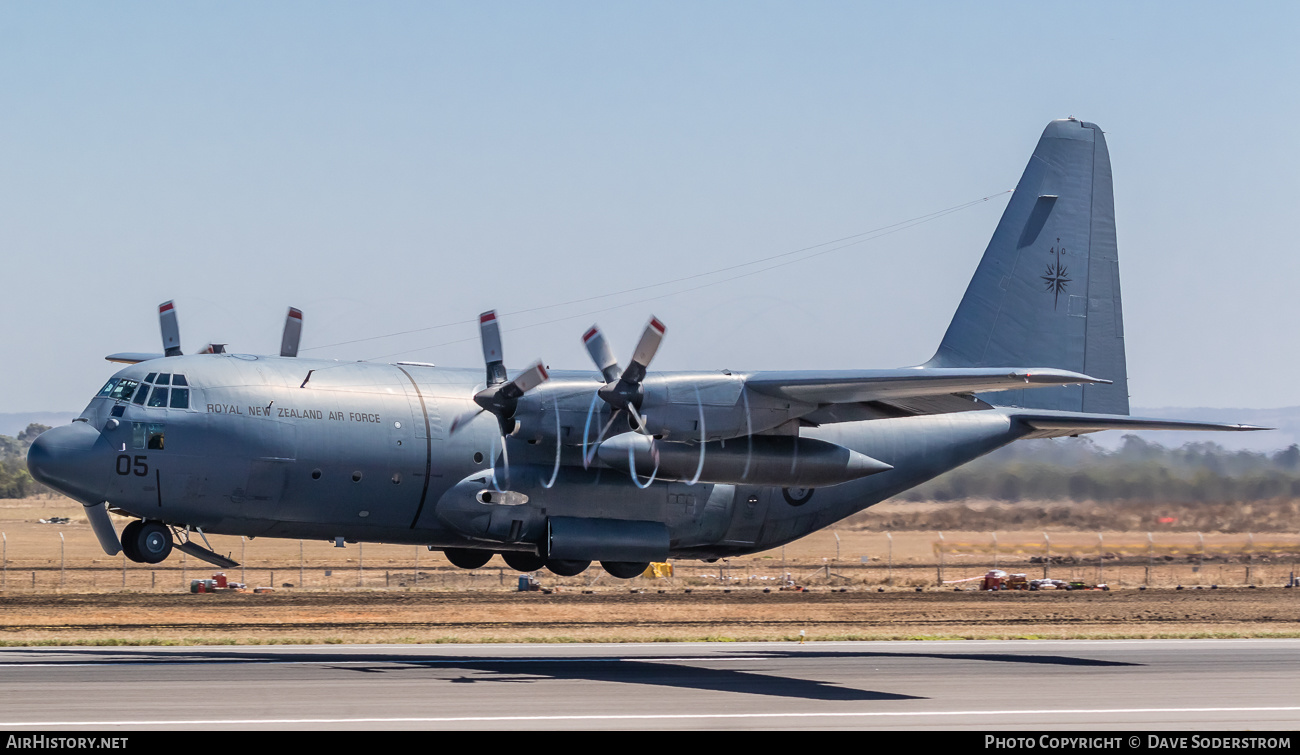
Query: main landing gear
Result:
<box><xmin>442</xmin><ymin>549</ymin><xmax>646</xmax><ymax>578</ymax></box>
<box><xmin>600</xmin><ymin>561</ymin><xmax>649</xmax><ymax>579</ymax></box>
<box><xmin>120</xmin><ymin>520</ymin><xmax>174</xmax><ymax>564</ymax></box>
<box><xmin>501</xmin><ymin>551</ymin><xmax>546</xmax><ymax>573</ymax></box>
<box><xmin>443</xmin><ymin>548</ymin><xmax>493</xmax><ymax>570</ymax></box>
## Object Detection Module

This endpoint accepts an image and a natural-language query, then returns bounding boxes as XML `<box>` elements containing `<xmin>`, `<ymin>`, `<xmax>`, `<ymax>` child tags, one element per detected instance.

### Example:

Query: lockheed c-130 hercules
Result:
<box><xmin>28</xmin><ymin>119</ymin><xmax>1263</xmax><ymax>579</ymax></box>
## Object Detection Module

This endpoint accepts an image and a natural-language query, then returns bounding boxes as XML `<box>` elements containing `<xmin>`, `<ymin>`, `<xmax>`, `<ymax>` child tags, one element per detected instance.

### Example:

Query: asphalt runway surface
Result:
<box><xmin>1</xmin><ymin>639</ymin><xmax>1298</xmax><ymax>730</ymax></box>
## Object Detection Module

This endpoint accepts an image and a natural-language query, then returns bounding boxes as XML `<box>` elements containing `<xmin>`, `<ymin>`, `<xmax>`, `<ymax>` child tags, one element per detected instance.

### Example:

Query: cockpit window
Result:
<box><xmin>133</xmin><ymin>386</ymin><xmax>149</xmax><ymax>405</ymax></box>
<box><xmin>169</xmin><ymin>388</ymin><xmax>190</xmax><ymax>409</ymax></box>
<box><xmin>172</xmin><ymin>374</ymin><xmax>188</xmax><ymax>387</ymax></box>
<box><xmin>147</xmin><ymin>387</ymin><xmax>169</xmax><ymax>408</ymax></box>
<box><xmin>156</xmin><ymin>374</ymin><xmax>171</xmax><ymax>386</ymax></box>
<box><xmin>98</xmin><ymin>379</ymin><xmax>119</xmax><ymax>397</ymax></box>
<box><xmin>108</xmin><ymin>379</ymin><xmax>139</xmax><ymax>402</ymax></box>
<box><xmin>144</xmin><ymin>373</ymin><xmax>157</xmax><ymax>384</ymax></box>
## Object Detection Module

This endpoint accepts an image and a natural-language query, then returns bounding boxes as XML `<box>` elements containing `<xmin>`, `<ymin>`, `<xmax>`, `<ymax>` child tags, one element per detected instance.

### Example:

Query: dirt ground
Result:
<box><xmin>2</xmin><ymin>588</ymin><xmax>1297</xmax><ymax>645</ymax></box>
<box><xmin>2</xmin><ymin>496</ymin><xmax>1298</xmax><ymax>645</ymax></box>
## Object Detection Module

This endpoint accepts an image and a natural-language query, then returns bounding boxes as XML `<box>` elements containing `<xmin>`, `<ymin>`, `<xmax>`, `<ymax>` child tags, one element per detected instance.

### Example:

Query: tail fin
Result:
<box><xmin>927</xmin><ymin>118</ymin><xmax>1128</xmax><ymax>415</ymax></box>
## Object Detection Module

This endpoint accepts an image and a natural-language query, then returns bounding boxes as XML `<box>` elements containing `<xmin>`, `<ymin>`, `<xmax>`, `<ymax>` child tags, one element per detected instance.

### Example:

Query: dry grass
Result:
<box><xmin>3</xmin><ymin>495</ymin><xmax>1299</xmax><ymax>646</ymax></box>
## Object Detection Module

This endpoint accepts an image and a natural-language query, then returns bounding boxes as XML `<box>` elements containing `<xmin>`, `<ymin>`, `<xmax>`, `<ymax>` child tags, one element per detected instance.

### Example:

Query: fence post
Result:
<box><xmin>1247</xmin><ymin>533</ymin><xmax>1255</xmax><ymax>585</ymax></box>
<box><xmin>1043</xmin><ymin>532</ymin><xmax>1050</xmax><ymax>579</ymax></box>
<box><xmin>358</xmin><ymin>542</ymin><xmax>364</xmax><ymax>587</ymax></box>
<box><xmin>992</xmin><ymin>531</ymin><xmax>998</xmax><ymax>570</ymax></box>
<box><xmin>1097</xmin><ymin>533</ymin><xmax>1104</xmax><ymax>585</ymax></box>
<box><xmin>937</xmin><ymin>532</ymin><xmax>945</xmax><ymax>585</ymax></box>
<box><xmin>2</xmin><ymin>532</ymin><xmax>6</xmax><ymax>592</ymax></box>
<box><xmin>59</xmin><ymin>532</ymin><xmax>65</xmax><ymax>589</ymax></box>
<box><xmin>300</xmin><ymin>540</ymin><xmax>305</xmax><ymax>590</ymax></box>
<box><xmin>887</xmin><ymin>531</ymin><xmax>893</xmax><ymax>586</ymax></box>
<box><xmin>1146</xmin><ymin>532</ymin><xmax>1153</xmax><ymax>586</ymax></box>
<box><xmin>241</xmin><ymin>537</ymin><xmax>247</xmax><ymax>585</ymax></box>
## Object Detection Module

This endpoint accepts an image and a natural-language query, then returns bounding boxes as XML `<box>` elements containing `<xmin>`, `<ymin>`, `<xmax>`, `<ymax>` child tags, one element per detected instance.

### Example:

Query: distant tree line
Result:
<box><xmin>0</xmin><ymin>423</ymin><xmax>51</xmax><ymax>498</ymax></box>
<box><xmin>902</xmin><ymin>435</ymin><xmax>1300</xmax><ymax>504</ymax></box>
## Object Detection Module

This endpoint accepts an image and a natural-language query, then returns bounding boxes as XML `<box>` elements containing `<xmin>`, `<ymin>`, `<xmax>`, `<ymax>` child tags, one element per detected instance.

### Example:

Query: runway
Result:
<box><xmin>1</xmin><ymin>639</ymin><xmax>1298</xmax><ymax>730</ymax></box>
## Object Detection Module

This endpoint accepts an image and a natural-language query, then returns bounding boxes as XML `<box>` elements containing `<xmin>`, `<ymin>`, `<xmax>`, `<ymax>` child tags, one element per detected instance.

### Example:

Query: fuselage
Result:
<box><xmin>30</xmin><ymin>352</ymin><xmax>1031</xmax><ymax>559</ymax></box>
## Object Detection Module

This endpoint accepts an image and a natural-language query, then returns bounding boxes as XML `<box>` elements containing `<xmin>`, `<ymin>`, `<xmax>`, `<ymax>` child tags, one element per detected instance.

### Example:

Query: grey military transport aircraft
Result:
<box><xmin>28</xmin><ymin>118</ymin><xmax>1263</xmax><ymax>579</ymax></box>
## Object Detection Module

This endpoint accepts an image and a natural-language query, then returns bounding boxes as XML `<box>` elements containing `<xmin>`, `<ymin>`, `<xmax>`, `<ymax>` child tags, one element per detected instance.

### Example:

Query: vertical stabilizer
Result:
<box><xmin>927</xmin><ymin>118</ymin><xmax>1128</xmax><ymax>415</ymax></box>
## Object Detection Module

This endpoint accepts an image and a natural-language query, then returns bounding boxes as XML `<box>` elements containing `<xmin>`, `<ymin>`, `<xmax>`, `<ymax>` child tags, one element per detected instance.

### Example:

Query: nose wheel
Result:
<box><xmin>120</xmin><ymin>520</ymin><xmax>174</xmax><ymax>564</ymax></box>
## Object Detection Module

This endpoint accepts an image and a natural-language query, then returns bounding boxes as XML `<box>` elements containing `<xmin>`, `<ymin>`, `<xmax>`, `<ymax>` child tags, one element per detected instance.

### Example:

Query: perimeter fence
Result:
<box><xmin>1</xmin><ymin>529</ymin><xmax>1298</xmax><ymax>593</ymax></box>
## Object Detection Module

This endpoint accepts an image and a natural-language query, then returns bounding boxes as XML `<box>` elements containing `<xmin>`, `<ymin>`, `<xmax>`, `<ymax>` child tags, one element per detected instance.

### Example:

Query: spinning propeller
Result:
<box><xmin>448</xmin><ymin>311</ymin><xmax>551</xmax><ymax>490</ymax></box>
<box><xmin>582</xmin><ymin>315</ymin><xmax>666</xmax><ymax>434</ymax></box>
<box><xmin>106</xmin><ymin>301</ymin><xmax>305</xmax><ymax>364</ymax></box>
<box><xmin>279</xmin><ymin>307</ymin><xmax>304</xmax><ymax>357</ymax></box>
<box><xmin>449</xmin><ymin>311</ymin><xmax>551</xmax><ymax>437</ymax></box>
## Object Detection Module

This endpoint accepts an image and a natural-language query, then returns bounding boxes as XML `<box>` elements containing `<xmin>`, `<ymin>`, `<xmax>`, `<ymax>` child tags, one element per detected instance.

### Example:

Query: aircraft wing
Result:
<box><xmin>744</xmin><ymin>367</ymin><xmax>1108</xmax><ymax>405</ymax></box>
<box><xmin>1006</xmin><ymin>409</ymin><xmax>1270</xmax><ymax>433</ymax></box>
<box><xmin>105</xmin><ymin>352</ymin><xmax>165</xmax><ymax>365</ymax></box>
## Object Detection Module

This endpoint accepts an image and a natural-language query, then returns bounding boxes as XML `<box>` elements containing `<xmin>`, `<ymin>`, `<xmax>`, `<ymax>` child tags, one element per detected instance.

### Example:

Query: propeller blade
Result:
<box><xmin>457</xmin><ymin>310</ymin><xmax>552</xmax><ymax>464</ymax></box>
<box><xmin>592</xmin><ymin>315</ymin><xmax>666</xmax><ymax>417</ymax></box>
<box><xmin>449</xmin><ymin>407</ymin><xmax>486</xmax><ymax>435</ymax></box>
<box><xmin>280</xmin><ymin>307</ymin><xmax>303</xmax><ymax>357</ymax></box>
<box><xmin>626</xmin><ymin>404</ymin><xmax>649</xmax><ymax>435</ymax></box>
<box><xmin>159</xmin><ymin>301</ymin><xmax>182</xmax><ymax>357</ymax></box>
<box><xmin>500</xmin><ymin>361</ymin><xmax>550</xmax><ymax>400</ymax></box>
<box><xmin>582</xmin><ymin>325</ymin><xmax>622</xmax><ymax>383</ymax></box>
<box><xmin>479</xmin><ymin>311</ymin><xmax>507</xmax><ymax>385</ymax></box>
<box><xmin>622</xmin><ymin>315</ymin><xmax>666</xmax><ymax>384</ymax></box>
<box><xmin>475</xmin><ymin>360</ymin><xmax>550</xmax><ymax>436</ymax></box>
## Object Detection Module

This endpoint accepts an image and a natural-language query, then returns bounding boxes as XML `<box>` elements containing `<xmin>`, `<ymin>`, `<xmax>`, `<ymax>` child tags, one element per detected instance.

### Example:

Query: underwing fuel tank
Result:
<box><xmin>596</xmin><ymin>434</ymin><xmax>892</xmax><ymax>487</ymax></box>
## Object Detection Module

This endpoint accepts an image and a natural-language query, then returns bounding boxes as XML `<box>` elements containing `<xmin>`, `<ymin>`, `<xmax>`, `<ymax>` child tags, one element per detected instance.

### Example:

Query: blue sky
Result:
<box><xmin>2</xmin><ymin>2</ymin><xmax>1297</xmax><ymax>414</ymax></box>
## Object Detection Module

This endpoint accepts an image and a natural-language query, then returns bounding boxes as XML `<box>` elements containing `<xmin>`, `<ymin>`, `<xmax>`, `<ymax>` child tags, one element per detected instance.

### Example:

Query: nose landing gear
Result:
<box><xmin>120</xmin><ymin>520</ymin><xmax>174</xmax><ymax>564</ymax></box>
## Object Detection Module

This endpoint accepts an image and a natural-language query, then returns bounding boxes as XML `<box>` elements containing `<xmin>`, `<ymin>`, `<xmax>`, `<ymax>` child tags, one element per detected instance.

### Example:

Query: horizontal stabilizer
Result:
<box><xmin>105</xmin><ymin>352</ymin><xmax>165</xmax><ymax>364</ymax></box>
<box><xmin>1010</xmin><ymin>409</ymin><xmax>1270</xmax><ymax>434</ymax></box>
<box><xmin>746</xmin><ymin>367</ymin><xmax>1108</xmax><ymax>405</ymax></box>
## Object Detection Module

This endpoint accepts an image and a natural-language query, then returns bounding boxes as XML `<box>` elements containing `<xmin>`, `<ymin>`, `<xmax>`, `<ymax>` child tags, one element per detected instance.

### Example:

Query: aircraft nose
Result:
<box><xmin>27</xmin><ymin>422</ymin><xmax>109</xmax><ymax>504</ymax></box>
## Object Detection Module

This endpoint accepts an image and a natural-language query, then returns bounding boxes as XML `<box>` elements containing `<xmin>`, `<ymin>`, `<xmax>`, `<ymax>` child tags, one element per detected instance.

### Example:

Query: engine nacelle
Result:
<box><xmin>596</xmin><ymin>434</ymin><xmax>893</xmax><ymax>487</ymax></box>
<box><xmin>514</xmin><ymin>373</ymin><xmax>816</xmax><ymax>446</ymax></box>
